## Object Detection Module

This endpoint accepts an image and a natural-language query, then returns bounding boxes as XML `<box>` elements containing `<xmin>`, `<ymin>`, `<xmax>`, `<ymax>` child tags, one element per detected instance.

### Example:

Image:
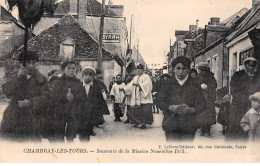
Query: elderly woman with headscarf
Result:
<box><xmin>226</xmin><ymin>57</ymin><xmax>260</xmax><ymax>141</ymax></box>
<box><xmin>51</xmin><ymin>61</ymin><xmax>86</xmax><ymax>142</ymax></box>
<box><xmin>195</xmin><ymin>62</ymin><xmax>217</xmax><ymax>138</ymax></box>
<box><xmin>157</xmin><ymin>56</ymin><xmax>206</xmax><ymax>142</ymax></box>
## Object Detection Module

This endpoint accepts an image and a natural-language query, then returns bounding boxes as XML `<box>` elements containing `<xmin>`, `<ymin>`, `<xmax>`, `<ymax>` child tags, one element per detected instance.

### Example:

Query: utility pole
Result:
<box><xmin>129</xmin><ymin>14</ymin><xmax>133</xmax><ymax>49</ymax></box>
<box><xmin>97</xmin><ymin>0</ymin><xmax>106</xmax><ymax>70</ymax></box>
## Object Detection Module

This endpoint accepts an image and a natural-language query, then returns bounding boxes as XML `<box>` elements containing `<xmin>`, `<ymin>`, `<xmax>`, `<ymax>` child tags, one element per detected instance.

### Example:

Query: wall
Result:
<box><xmin>0</xmin><ymin>22</ymin><xmax>24</xmax><ymax>56</ymax></box>
<box><xmin>228</xmin><ymin>36</ymin><xmax>253</xmax><ymax>77</ymax></box>
<box><xmin>86</xmin><ymin>16</ymin><xmax>128</xmax><ymax>58</ymax></box>
<box><xmin>195</xmin><ymin>42</ymin><xmax>227</xmax><ymax>88</ymax></box>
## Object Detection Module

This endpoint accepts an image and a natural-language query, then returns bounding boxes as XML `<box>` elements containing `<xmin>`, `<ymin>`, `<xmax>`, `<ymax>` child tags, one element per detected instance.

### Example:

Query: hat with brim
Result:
<box><xmin>60</xmin><ymin>60</ymin><xmax>77</xmax><ymax>71</ymax></box>
<box><xmin>197</xmin><ymin>62</ymin><xmax>210</xmax><ymax>70</ymax></box>
<box><xmin>249</xmin><ymin>92</ymin><xmax>260</xmax><ymax>102</ymax></box>
<box><xmin>82</xmin><ymin>66</ymin><xmax>96</xmax><ymax>75</ymax></box>
<box><xmin>243</xmin><ymin>57</ymin><xmax>258</xmax><ymax>66</ymax></box>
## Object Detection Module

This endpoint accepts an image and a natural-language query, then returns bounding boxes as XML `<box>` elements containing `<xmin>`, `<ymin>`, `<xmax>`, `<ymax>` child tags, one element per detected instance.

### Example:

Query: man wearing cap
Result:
<box><xmin>78</xmin><ymin>67</ymin><xmax>105</xmax><ymax>141</ymax></box>
<box><xmin>0</xmin><ymin>51</ymin><xmax>51</xmax><ymax>141</ymax></box>
<box><xmin>124</xmin><ymin>64</ymin><xmax>153</xmax><ymax>129</ymax></box>
<box><xmin>227</xmin><ymin>57</ymin><xmax>260</xmax><ymax>140</ymax></box>
<box><xmin>195</xmin><ymin>62</ymin><xmax>217</xmax><ymax>138</ymax></box>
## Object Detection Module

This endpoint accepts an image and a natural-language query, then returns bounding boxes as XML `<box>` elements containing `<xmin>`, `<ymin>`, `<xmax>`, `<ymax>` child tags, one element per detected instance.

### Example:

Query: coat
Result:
<box><xmin>227</xmin><ymin>70</ymin><xmax>260</xmax><ymax>137</ymax></box>
<box><xmin>0</xmin><ymin>69</ymin><xmax>51</xmax><ymax>140</ymax></box>
<box><xmin>51</xmin><ymin>74</ymin><xmax>86</xmax><ymax>139</ymax></box>
<box><xmin>79</xmin><ymin>79</ymin><xmax>106</xmax><ymax>134</ymax></box>
<box><xmin>195</xmin><ymin>71</ymin><xmax>217</xmax><ymax>127</ymax></box>
<box><xmin>96</xmin><ymin>79</ymin><xmax>110</xmax><ymax>115</ymax></box>
<box><xmin>157</xmin><ymin>77</ymin><xmax>206</xmax><ymax>133</ymax></box>
<box><xmin>240</xmin><ymin>108</ymin><xmax>260</xmax><ymax>141</ymax></box>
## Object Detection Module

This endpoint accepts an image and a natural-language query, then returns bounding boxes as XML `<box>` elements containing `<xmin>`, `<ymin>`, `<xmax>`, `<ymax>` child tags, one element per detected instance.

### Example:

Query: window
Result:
<box><xmin>239</xmin><ymin>47</ymin><xmax>254</xmax><ymax>66</ymax></box>
<box><xmin>60</xmin><ymin>38</ymin><xmax>75</xmax><ymax>60</ymax></box>
<box><xmin>4</xmin><ymin>32</ymin><xmax>12</xmax><ymax>39</ymax></box>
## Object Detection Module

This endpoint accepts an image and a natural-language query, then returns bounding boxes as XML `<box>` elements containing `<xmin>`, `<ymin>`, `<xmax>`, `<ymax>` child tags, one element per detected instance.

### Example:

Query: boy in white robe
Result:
<box><xmin>110</xmin><ymin>75</ymin><xmax>126</xmax><ymax>122</ymax></box>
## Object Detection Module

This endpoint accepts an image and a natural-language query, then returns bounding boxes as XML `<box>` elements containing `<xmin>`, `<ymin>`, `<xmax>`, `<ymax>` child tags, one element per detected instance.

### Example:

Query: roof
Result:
<box><xmin>54</xmin><ymin>0</ymin><xmax>118</xmax><ymax>17</ymax></box>
<box><xmin>220</xmin><ymin>8</ymin><xmax>248</xmax><ymax>26</ymax></box>
<box><xmin>0</xmin><ymin>5</ymin><xmax>25</xmax><ymax>29</ymax></box>
<box><xmin>226</xmin><ymin>3</ymin><xmax>260</xmax><ymax>42</ymax></box>
<box><xmin>1</xmin><ymin>6</ymin><xmax>17</xmax><ymax>22</ymax></box>
<box><xmin>206</xmin><ymin>25</ymin><xmax>230</xmax><ymax>32</ymax></box>
<box><xmin>175</xmin><ymin>30</ymin><xmax>188</xmax><ymax>36</ymax></box>
<box><xmin>5</xmin><ymin>15</ymin><xmax>125</xmax><ymax>64</ymax></box>
<box><xmin>131</xmin><ymin>46</ymin><xmax>145</xmax><ymax>65</ymax></box>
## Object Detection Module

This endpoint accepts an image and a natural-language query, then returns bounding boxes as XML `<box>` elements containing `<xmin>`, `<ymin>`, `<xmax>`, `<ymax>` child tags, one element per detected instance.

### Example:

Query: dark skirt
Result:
<box><xmin>128</xmin><ymin>104</ymin><xmax>154</xmax><ymax>125</ymax></box>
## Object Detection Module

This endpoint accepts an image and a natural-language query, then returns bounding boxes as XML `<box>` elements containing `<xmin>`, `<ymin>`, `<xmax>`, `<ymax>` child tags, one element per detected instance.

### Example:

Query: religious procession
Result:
<box><xmin>0</xmin><ymin>0</ymin><xmax>260</xmax><ymax>143</ymax></box>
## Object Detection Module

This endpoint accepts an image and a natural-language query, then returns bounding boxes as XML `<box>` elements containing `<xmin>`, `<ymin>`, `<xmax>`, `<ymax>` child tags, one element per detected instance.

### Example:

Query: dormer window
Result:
<box><xmin>60</xmin><ymin>38</ymin><xmax>75</xmax><ymax>60</ymax></box>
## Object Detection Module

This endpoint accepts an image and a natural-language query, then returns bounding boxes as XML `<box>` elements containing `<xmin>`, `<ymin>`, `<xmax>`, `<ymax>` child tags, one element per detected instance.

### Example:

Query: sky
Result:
<box><xmin>1</xmin><ymin>0</ymin><xmax>253</xmax><ymax>65</ymax></box>
<box><xmin>106</xmin><ymin>0</ymin><xmax>252</xmax><ymax>65</ymax></box>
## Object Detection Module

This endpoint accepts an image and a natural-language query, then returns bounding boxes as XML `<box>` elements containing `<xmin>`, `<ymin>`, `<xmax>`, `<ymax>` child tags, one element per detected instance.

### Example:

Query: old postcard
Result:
<box><xmin>0</xmin><ymin>0</ymin><xmax>260</xmax><ymax>163</ymax></box>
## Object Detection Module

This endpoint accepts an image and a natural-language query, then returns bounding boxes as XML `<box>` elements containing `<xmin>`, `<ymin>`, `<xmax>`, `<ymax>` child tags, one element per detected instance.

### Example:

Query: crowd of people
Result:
<box><xmin>0</xmin><ymin>51</ymin><xmax>260</xmax><ymax>143</ymax></box>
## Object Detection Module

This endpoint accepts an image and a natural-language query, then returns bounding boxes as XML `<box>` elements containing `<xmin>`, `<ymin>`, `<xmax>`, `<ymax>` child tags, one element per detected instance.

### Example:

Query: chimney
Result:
<box><xmin>107</xmin><ymin>5</ymin><xmax>124</xmax><ymax>17</ymax></box>
<box><xmin>69</xmin><ymin>0</ymin><xmax>78</xmax><ymax>16</ymax></box>
<box><xmin>196</xmin><ymin>20</ymin><xmax>199</xmax><ymax>36</ymax></box>
<box><xmin>189</xmin><ymin>25</ymin><xmax>197</xmax><ymax>39</ymax></box>
<box><xmin>78</xmin><ymin>0</ymin><xmax>86</xmax><ymax>30</ymax></box>
<box><xmin>252</xmin><ymin>0</ymin><xmax>260</xmax><ymax>6</ymax></box>
<box><xmin>210</xmin><ymin>17</ymin><xmax>220</xmax><ymax>25</ymax></box>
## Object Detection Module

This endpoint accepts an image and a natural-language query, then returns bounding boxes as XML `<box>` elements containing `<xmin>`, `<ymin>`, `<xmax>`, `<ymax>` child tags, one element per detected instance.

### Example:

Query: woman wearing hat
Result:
<box><xmin>195</xmin><ymin>62</ymin><xmax>217</xmax><ymax>138</ymax></box>
<box><xmin>158</xmin><ymin>56</ymin><xmax>206</xmax><ymax>141</ymax></box>
<box><xmin>0</xmin><ymin>51</ymin><xmax>51</xmax><ymax>141</ymax></box>
<box><xmin>227</xmin><ymin>57</ymin><xmax>260</xmax><ymax>140</ymax></box>
<box><xmin>51</xmin><ymin>61</ymin><xmax>86</xmax><ymax>142</ymax></box>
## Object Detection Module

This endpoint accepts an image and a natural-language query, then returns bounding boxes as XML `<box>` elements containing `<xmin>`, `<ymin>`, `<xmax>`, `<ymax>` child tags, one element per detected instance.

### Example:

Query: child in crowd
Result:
<box><xmin>240</xmin><ymin>92</ymin><xmax>260</xmax><ymax>141</ymax></box>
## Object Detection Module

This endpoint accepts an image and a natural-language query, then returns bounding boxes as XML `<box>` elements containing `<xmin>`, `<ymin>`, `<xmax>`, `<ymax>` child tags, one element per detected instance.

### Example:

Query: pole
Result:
<box><xmin>129</xmin><ymin>14</ymin><xmax>133</xmax><ymax>49</ymax></box>
<box><xmin>97</xmin><ymin>0</ymin><xmax>105</xmax><ymax>70</ymax></box>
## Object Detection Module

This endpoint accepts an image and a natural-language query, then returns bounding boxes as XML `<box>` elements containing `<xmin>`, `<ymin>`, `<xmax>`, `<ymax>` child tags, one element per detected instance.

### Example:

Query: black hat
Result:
<box><xmin>18</xmin><ymin>51</ymin><xmax>39</xmax><ymax>63</ymax></box>
<box><xmin>171</xmin><ymin>56</ymin><xmax>191</xmax><ymax>68</ymax></box>
<box><xmin>60</xmin><ymin>60</ymin><xmax>76</xmax><ymax>71</ymax></box>
<box><xmin>96</xmin><ymin>68</ymin><xmax>102</xmax><ymax>75</ymax></box>
<box><xmin>136</xmin><ymin>64</ymin><xmax>144</xmax><ymax>70</ymax></box>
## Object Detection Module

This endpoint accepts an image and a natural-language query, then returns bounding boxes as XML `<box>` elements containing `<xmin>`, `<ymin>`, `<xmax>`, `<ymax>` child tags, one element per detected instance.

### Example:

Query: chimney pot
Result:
<box><xmin>210</xmin><ymin>17</ymin><xmax>220</xmax><ymax>25</ymax></box>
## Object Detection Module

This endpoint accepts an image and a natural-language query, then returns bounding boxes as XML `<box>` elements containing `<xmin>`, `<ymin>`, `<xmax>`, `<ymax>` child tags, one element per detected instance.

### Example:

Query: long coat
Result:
<box><xmin>96</xmin><ymin>79</ymin><xmax>110</xmax><ymax>115</ymax></box>
<box><xmin>227</xmin><ymin>70</ymin><xmax>260</xmax><ymax>139</ymax></box>
<box><xmin>157</xmin><ymin>77</ymin><xmax>206</xmax><ymax>133</ymax></box>
<box><xmin>78</xmin><ymin>79</ymin><xmax>106</xmax><ymax>135</ymax></box>
<box><xmin>51</xmin><ymin>75</ymin><xmax>86</xmax><ymax>140</ymax></box>
<box><xmin>195</xmin><ymin>71</ymin><xmax>217</xmax><ymax>128</ymax></box>
<box><xmin>0</xmin><ymin>69</ymin><xmax>51</xmax><ymax>140</ymax></box>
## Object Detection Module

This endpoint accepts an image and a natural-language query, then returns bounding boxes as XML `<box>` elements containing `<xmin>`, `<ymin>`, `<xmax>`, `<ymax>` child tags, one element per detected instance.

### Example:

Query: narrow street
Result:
<box><xmin>0</xmin><ymin>102</ymin><xmax>225</xmax><ymax>142</ymax></box>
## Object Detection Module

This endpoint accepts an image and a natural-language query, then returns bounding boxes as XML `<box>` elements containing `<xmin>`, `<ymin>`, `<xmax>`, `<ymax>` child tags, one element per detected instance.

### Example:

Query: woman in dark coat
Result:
<box><xmin>158</xmin><ymin>56</ymin><xmax>206</xmax><ymax>142</ymax></box>
<box><xmin>226</xmin><ymin>57</ymin><xmax>260</xmax><ymax>141</ymax></box>
<box><xmin>0</xmin><ymin>51</ymin><xmax>51</xmax><ymax>141</ymax></box>
<box><xmin>195</xmin><ymin>62</ymin><xmax>217</xmax><ymax>137</ymax></box>
<box><xmin>51</xmin><ymin>61</ymin><xmax>86</xmax><ymax>142</ymax></box>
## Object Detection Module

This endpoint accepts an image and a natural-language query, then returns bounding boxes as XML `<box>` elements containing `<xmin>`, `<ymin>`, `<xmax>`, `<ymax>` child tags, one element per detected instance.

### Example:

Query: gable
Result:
<box><xmin>8</xmin><ymin>15</ymin><xmax>112</xmax><ymax>61</ymax></box>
